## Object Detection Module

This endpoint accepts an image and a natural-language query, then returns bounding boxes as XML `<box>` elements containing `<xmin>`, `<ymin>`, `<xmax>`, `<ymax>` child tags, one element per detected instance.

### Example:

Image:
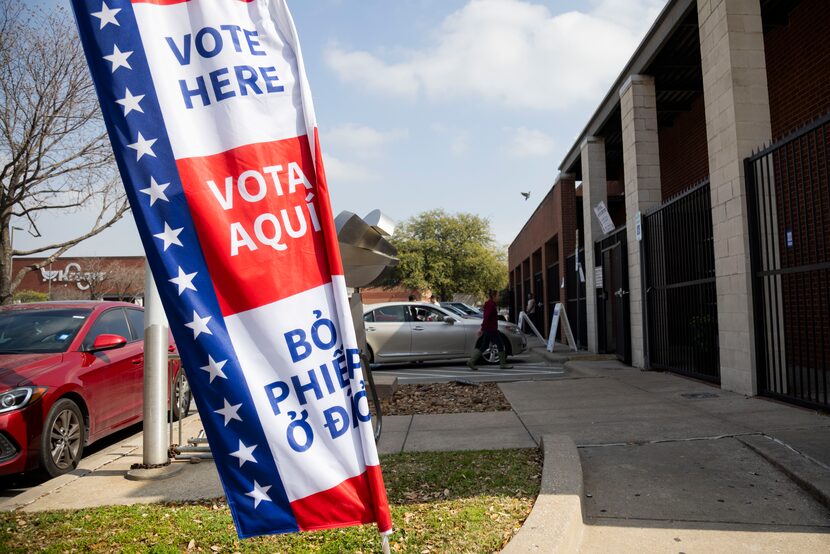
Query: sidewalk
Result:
<box><xmin>2</xmin><ymin>353</ymin><xmax>829</xmax><ymax>552</ymax></box>
<box><xmin>506</xmin><ymin>351</ymin><xmax>830</xmax><ymax>552</ymax></box>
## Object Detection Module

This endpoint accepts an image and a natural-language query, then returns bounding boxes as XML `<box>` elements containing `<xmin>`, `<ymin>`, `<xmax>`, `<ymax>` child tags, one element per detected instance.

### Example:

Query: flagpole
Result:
<box><xmin>143</xmin><ymin>260</ymin><xmax>169</xmax><ymax>466</ymax></box>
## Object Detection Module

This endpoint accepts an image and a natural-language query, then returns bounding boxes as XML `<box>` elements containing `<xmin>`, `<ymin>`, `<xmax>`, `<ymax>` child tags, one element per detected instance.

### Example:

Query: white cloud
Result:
<box><xmin>323</xmin><ymin>124</ymin><xmax>406</xmax><ymax>159</ymax></box>
<box><xmin>506</xmin><ymin>127</ymin><xmax>556</xmax><ymax>158</ymax></box>
<box><xmin>324</xmin><ymin>0</ymin><xmax>666</xmax><ymax>111</ymax></box>
<box><xmin>430</xmin><ymin>123</ymin><xmax>470</xmax><ymax>156</ymax></box>
<box><xmin>322</xmin><ymin>154</ymin><xmax>379</xmax><ymax>184</ymax></box>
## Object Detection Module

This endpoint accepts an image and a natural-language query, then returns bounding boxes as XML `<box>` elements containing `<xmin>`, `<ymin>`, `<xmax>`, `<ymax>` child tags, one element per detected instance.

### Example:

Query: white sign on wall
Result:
<box><xmin>40</xmin><ymin>263</ymin><xmax>106</xmax><ymax>291</ymax></box>
<box><xmin>594</xmin><ymin>201</ymin><xmax>616</xmax><ymax>235</ymax></box>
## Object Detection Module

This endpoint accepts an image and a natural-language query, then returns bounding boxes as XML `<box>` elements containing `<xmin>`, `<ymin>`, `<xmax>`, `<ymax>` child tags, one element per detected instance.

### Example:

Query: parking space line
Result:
<box><xmin>377</xmin><ymin>370</ymin><xmax>462</xmax><ymax>378</ymax></box>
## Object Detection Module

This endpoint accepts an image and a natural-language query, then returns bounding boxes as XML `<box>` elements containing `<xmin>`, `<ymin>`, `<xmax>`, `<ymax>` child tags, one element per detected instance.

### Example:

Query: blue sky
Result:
<box><xmin>17</xmin><ymin>0</ymin><xmax>665</xmax><ymax>256</ymax></box>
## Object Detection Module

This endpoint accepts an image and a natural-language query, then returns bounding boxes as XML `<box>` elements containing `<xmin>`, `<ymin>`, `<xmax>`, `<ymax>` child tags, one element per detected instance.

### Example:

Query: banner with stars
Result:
<box><xmin>70</xmin><ymin>0</ymin><xmax>392</xmax><ymax>538</ymax></box>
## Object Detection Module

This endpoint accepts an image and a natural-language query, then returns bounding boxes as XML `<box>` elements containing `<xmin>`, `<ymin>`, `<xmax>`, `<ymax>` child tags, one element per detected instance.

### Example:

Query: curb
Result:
<box><xmin>502</xmin><ymin>434</ymin><xmax>585</xmax><ymax>553</ymax></box>
<box><xmin>530</xmin><ymin>346</ymin><xmax>616</xmax><ymax>365</ymax></box>
<box><xmin>738</xmin><ymin>434</ymin><xmax>830</xmax><ymax>511</ymax></box>
<box><xmin>373</xmin><ymin>374</ymin><xmax>398</xmax><ymax>401</ymax></box>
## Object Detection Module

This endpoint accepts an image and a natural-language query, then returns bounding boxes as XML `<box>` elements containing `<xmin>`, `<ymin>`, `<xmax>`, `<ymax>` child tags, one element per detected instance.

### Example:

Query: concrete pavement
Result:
<box><xmin>502</xmin><ymin>353</ymin><xmax>830</xmax><ymax>552</ymax></box>
<box><xmin>2</xmin><ymin>347</ymin><xmax>829</xmax><ymax>552</ymax></box>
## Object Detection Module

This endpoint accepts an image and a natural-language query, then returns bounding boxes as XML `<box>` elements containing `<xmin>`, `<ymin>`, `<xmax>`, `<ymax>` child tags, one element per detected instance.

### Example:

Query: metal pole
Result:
<box><xmin>8</xmin><ymin>225</ymin><xmax>22</xmax><ymax>286</ymax></box>
<box><xmin>8</xmin><ymin>225</ymin><xmax>13</xmax><ymax>285</ymax></box>
<box><xmin>143</xmin><ymin>261</ymin><xmax>169</xmax><ymax>466</ymax></box>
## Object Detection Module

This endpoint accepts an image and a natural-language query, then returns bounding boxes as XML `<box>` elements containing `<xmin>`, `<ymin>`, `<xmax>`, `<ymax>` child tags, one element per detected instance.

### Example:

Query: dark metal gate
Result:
<box><xmin>546</xmin><ymin>260</ymin><xmax>560</xmax><ymax>329</ymax></box>
<box><xmin>746</xmin><ymin>114</ymin><xmax>830</xmax><ymax>410</ymax></box>
<box><xmin>534</xmin><ymin>271</ymin><xmax>544</xmax><ymax>333</ymax></box>
<box><xmin>643</xmin><ymin>180</ymin><xmax>720</xmax><ymax>382</ymax></box>
<box><xmin>596</xmin><ymin>227</ymin><xmax>631</xmax><ymax>363</ymax></box>
<box><xmin>565</xmin><ymin>248</ymin><xmax>587</xmax><ymax>349</ymax></box>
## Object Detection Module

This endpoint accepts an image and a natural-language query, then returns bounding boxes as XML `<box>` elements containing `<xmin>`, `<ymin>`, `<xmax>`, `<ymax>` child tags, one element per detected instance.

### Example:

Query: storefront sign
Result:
<box><xmin>40</xmin><ymin>263</ymin><xmax>106</xmax><ymax>291</ymax></box>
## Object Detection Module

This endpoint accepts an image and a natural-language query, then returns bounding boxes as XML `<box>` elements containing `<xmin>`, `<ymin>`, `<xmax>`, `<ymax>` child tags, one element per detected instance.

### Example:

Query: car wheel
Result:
<box><xmin>482</xmin><ymin>343</ymin><xmax>499</xmax><ymax>364</ymax></box>
<box><xmin>482</xmin><ymin>333</ymin><xmax>512</xmax><ymax>365</ymax></box>
<box><xmin>40</xmin><ymin>398</ymin><xmax>85</xmax><ymax>478</ymax></box>
<box><xmin>365</xmin><ymin>344</ymin><xmax>375</xmax><ymax>365</ymax></box>
<box><xmin>172</xmin><ymin>371</ymin><xmax>192</xmax><ymax>421</ymax></box>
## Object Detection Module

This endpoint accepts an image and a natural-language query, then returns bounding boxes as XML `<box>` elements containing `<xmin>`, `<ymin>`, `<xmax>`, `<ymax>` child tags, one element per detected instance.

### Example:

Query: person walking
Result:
<box><xmin>467</xmin><ymin>289</ymin><xmax>512</xmax><ymax>370</ymax></box>
<box><xmin>525</xmin><ymin>292</ymin><xmax>537</xmax><ymax>331</ymax></box>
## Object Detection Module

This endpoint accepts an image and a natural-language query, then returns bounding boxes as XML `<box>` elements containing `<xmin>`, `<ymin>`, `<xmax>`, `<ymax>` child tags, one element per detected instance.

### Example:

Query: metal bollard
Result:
<box><xmin>143</xmin><ymin>261</ymin><xmax>169</xmax><ymax>466</ymax></box>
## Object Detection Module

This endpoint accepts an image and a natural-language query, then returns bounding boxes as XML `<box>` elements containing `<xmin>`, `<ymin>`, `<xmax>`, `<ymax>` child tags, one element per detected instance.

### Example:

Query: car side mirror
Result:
<box><xmin>89</xmin><ymin>334</ymin><xmax>128</xmax><ymax>353</ymax></box>
<box><xmin>445</xmin><ymin>318</ymin><xmax>455</xmax><ymax>325</ymax></box>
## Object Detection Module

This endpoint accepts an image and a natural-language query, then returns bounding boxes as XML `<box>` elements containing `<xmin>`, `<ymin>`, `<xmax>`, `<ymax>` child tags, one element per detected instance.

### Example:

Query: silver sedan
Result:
<box><xmin>362</xmin><ymin>302</ymin><xmax>527</xmax><ymax>365</ymax></box>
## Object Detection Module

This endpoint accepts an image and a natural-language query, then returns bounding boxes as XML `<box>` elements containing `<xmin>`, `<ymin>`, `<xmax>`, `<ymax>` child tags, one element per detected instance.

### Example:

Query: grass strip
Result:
<box><xmin>0</xmin><ymin>449</ymin><xmax>541</xmax><ymax>553</ymax></box>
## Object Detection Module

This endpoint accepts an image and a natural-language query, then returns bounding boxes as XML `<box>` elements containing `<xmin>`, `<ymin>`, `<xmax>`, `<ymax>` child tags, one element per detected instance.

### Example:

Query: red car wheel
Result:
<box><xmin>40</xmin><ymin>398</ymin><xmax>85</xmax><ymax>478</ymax></box>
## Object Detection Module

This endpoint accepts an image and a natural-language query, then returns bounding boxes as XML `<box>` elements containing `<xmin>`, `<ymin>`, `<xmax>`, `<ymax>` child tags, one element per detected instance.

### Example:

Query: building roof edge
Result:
<box><xmin>558</xmin><ymin>0</ymin><xmax>693</xmax><ymax>173</ymax></box>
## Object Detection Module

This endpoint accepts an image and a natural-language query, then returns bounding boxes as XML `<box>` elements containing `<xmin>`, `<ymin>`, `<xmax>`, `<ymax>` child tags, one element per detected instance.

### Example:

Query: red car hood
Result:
<box><xmin>0</xmin><ymin>353</ymin><xmax>65</xmax><ymax>389</ymax></box>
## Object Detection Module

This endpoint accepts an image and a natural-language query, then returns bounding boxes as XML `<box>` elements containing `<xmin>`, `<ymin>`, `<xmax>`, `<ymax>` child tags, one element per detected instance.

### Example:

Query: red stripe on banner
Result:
<box><xmin>290</xmin><ymin>465</ymin><xmax>392</xmax><ymax>532</ymax></box>
<box><xmin>177</xmin><ymin>136</ymin><xmax>331</xmax><ymax>316</ymax></box>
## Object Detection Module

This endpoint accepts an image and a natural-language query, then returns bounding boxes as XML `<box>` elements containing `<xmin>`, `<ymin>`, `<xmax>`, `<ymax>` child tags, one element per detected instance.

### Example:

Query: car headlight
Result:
<box><xmin>0</xmin><ymin>387</ymin><xmax>48</xmax><ymax>414</ymax></box>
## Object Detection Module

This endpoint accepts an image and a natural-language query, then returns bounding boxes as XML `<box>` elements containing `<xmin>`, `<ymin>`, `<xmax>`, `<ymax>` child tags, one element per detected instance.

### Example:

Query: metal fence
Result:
<box><xmin>546</xmin><ymin>260</ymin><xmax>560</xmax><ymax>329</ymax></box>
<box><xmin>565</xmin><ymin>249</ymin><xmax>587</xmax><ymax>349</ymax></box>
<box><xmin>746</xmin><ymin>114</ymin><xmax>830</xmax><ymax>410</ymax></box>
<box><xmin>643</xmin><ymin>180</ymin><xmax>720</xmax><ymax>382</ymax></box>
<box><xmin>595</xmin><ymin>227</ymin><xmax>631</xmax><ymax>363</ymax></box>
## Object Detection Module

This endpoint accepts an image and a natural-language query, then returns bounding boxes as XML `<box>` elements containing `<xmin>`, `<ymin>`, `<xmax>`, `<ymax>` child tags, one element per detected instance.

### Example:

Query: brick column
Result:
<box><xmin>620</xmin><ymin>74</ymin><xmax>661</xmax><ymax>368</ymax></box>
<box><xmin>580</xmin><ymin>137</ymin><xmax>608</xmax><ymax>353</ymax></box>
<box><xmin>698</xmin><ymin>0</ymin><xmax>771</xmax><ymax>394</ymax></box>
<box><xmin>559</xmin><ymin>174</ymin><xmax>577</xmax><ymax>345</ymax></box>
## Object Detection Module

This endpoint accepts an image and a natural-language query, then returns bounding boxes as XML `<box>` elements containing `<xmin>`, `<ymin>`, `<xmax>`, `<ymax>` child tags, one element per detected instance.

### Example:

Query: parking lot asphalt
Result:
<box><xmin>371</xmin><ymin>349</ymin><xmax>566</xmax><ymax>384</ymax></box>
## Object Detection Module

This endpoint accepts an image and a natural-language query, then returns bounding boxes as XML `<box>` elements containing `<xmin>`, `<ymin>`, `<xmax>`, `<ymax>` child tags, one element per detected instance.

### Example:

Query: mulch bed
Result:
<box><xmin>378</xmin><ymin>382</ymin><xmax>512</xmax><ymax>415</ymax></box>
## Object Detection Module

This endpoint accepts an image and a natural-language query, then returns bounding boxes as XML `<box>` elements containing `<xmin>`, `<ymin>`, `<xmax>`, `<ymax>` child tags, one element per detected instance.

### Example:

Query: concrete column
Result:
<box><xmin>580</xmin><ymin>136</ymin><xmax>608</xmax><ymax>353</ymax></box>
<box><xmin>620</xmin><ymin>74</ymin><xmax>661</xmax><ymax>368</ymax></box>
<box><xmin>698</xmin><ymin>0</ymin><xmax>771</xmax><ymax>394</ymax></box>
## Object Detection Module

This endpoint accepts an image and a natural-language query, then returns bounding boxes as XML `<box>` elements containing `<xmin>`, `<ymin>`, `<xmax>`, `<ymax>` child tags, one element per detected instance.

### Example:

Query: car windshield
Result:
<box><xmin>0</xmin><ymin>308</ymin><xmax>92</xmax><ymax>354</ymax></box>
<box><xmin>440</xmin><ymin>304</ymin><xmax>466</xmax><ymax>317</ymax></box>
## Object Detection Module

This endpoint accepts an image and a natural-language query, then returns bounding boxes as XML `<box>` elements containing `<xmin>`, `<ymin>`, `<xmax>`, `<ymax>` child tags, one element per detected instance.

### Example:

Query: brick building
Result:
<box><xmin>11</xmin><ymin>257</ymin><xmax>145</xmax><ymax>302</ymax></box>
<box><xmin>509</xmin><ymin>0</ymin><xmax>830</xmax><ymax>410</ymax></box>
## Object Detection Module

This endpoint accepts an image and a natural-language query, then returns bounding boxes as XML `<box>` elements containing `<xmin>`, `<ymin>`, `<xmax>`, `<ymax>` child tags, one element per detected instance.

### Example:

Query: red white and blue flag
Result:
<box><xmin>70</xmin><ymin>0</ymin><xmax>392</xmax><ymax>538</ymax></box>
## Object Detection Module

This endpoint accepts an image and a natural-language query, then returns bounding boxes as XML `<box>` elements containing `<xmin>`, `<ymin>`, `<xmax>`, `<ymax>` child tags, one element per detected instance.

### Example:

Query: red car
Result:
<box><xmin>0</xmin><ymin>301</ymin><xmax>189</xmax><ymax>478</ymax></box>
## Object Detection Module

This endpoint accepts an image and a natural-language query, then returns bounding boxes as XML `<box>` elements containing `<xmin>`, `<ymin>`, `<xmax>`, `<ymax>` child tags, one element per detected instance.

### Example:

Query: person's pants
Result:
<box><xmin>478</xmin><ymin>330</ymin><xmax>504</xmax><ymax>352</ymax></box>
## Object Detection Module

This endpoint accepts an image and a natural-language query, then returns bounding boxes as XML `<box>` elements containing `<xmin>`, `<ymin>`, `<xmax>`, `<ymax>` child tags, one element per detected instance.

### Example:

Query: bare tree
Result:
<box><xmin>101</xmin><ymin>260</ymin><xmax>144</xmax><ymax>302</ymax></box>
<box><xmin>74</xmin><ymin>257</ymin><xmax>113</xmax><ymax>300</ymax></box>
<box><xmin>0</xmin><ymin>1</ymin><xmax>129</xmax><ymax>304</ymax></box>
<box><xmin>73</xmin><ymin>258</ymin><xmax>143</xmax><ymax>301</ymax></box>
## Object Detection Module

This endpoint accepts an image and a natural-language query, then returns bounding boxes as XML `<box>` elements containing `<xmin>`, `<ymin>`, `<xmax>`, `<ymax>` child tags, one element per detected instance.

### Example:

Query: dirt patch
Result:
<box><xmin>378</xmin><ymin>382</ymin><xmax>512</xmax><ymax>415</ymax></box>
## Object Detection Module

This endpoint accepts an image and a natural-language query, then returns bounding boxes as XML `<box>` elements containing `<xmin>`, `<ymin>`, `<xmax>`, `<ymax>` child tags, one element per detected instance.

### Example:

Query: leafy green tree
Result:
<box><xmin>389</xmin><ymin>210</ymin><xmax>507</xmax><ymax>301</ymax></box>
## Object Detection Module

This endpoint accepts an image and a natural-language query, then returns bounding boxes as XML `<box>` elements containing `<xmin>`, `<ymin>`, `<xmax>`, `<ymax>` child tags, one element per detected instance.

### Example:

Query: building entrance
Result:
<box><xmin>596</xmin><ymin>227</ymin><xmax>631</xmax><ymax>364</ymax></box>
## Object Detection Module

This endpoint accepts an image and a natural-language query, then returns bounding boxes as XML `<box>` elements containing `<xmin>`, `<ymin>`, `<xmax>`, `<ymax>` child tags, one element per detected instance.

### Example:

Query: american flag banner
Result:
<box><xmin>70</xmin><ymin>0</ymin><xmax>392</xmax><ymax>539</ymax></box>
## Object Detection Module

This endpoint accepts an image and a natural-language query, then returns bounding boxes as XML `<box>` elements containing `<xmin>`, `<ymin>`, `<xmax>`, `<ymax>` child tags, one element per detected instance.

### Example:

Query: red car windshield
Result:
<box><xmin>0</xmin><ymin>308</ymin><xmax>93</xmax><ymax>354</ymax></box>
